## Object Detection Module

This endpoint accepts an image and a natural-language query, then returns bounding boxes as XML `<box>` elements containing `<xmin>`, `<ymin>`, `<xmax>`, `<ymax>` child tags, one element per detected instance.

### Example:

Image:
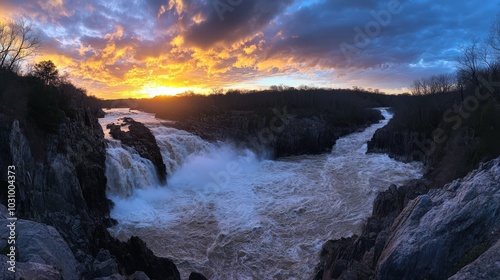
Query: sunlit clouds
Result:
<box><xmin>0</xmin><ymin>0</ymin><xmax>498</xmax><ymax>98</ymax></box>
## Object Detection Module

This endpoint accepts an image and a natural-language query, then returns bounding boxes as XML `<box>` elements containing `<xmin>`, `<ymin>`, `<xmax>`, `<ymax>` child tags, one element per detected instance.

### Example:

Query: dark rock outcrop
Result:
<box><xmin>274</xmin><ymin>117</ymin><xmax>359</xmax><ymax>156</ymax></box>
<box><xmin>93</xmin><ymin>226</ymin><xmax>180</xmax><ymax>280</ymax></box>
<box><xmin>107</xmin><ymin>117</ymin><xmax>166</xmax><ymax>182</ymax></box>
<box><xmin>314</xmin><ymin>180</ymin><xmax>429</xmax><ymax>280</ymax></box>
<box><xmin>189</xmin><ymin>272</ymin><xmax>209</xmax><ymax>280</ymax></box>
<box><xmin>367</xmin><ymin>126</ymin><xmax>428</xmax><ymax>163</ymax></box>
<box><xmin>367</xmin><ymin>111</ymin><xmax>495</xmax><ymax>188</ymax></box>
<box><xmin>315</xmin><ymin>158</ymin><xmax>500</xmax><ymax>280</ymax></box>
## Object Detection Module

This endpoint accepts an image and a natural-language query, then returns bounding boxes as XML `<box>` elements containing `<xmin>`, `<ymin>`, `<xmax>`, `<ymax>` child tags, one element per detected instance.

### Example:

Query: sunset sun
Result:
<box><xmin>140</xmin><ymin>86</ymin><xmax>195</xmax><ymax>97</ymax></box>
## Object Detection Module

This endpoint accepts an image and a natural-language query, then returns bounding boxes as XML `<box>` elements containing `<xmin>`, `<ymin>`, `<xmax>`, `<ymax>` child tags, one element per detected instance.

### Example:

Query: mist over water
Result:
<box><xmin>99</xmin><ymin>108</ymin><xmax>424</xmax><ymax>279</ymax></box>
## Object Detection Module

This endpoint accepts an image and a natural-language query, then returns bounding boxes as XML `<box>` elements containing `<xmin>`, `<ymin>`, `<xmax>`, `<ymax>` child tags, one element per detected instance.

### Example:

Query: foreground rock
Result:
<box><xmin>0</xmin><ymin>255</ymin><xmax>63</xmax><ymax>280</ymax></box>
<box><xmin>315</xmin><ymin>158</ymin><xmax>500</xmax><ymax>280</ymax></box>
<box><xmin>93</xmin><ymin>226</ymin><xmax>180</xmax><ymax>280</ymax></box>
<box><xmin>107</xmin><ymin>117</ymin><xmax>166</xmax><ymax>182</ymax></box>
<box><xmin>0</xmin><ymin>217</ymin><xmax>78</xmax><ymax>279</ymax></box>
<box><xmin>377</xmin><ymin>159</ymin><xmax>500</xmax><ymax>279</ymax></box>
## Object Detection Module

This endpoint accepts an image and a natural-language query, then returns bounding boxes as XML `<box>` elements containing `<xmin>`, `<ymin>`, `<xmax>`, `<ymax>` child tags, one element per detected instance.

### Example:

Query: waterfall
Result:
<box><xmin>104</xmin><ymin>141</ymin><xmax>160</xmax><ymax>197</ymax></box>
<box><xmin>100</xmin><ymin>108</ymin><xmax>216</xmax><ymax>196</ymax></box>
<box><xmin>99</xmin><ymin>108</ymin><xmax>424</xmax><ymax>279</ymax></box>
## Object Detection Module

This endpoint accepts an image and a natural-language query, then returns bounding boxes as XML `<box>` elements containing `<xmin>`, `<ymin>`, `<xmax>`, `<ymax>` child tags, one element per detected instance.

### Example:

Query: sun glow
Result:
<box><xmin>140</xmin><ymin>86</ymin><xmax>195</xmax><ymax>97</ymax></box>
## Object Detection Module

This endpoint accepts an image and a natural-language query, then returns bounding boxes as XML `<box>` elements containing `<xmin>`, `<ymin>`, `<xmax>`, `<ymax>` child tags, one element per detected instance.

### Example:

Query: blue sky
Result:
<box><xmin>1</xmin><ymin>0</ymin><xmax>498</xmax><ymax>98</ymax></box>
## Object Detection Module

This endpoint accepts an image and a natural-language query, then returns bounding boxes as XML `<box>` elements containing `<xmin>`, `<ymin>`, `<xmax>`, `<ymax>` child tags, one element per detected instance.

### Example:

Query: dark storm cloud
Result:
<box><xmin>182</xmin><ymin>0</ymin><xmax>295</xmax><ymax>48</ymax></box>
<box><xmin>266</xmin><ymin>0</ymin><xmax>499</xmax><ymax>70</ymax></box>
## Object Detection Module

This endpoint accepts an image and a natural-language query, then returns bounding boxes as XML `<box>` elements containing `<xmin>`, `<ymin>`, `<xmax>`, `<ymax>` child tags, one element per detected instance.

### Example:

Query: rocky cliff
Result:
<box><xmin>0</xmin><ymin>94</ymin><xmax>110</xmax><ymax>256</ymax></box>
<box><xmin>367</xmin><ymin>125</ymin><xmax>428</xmax><ymax>163</ymax></box>
<box><xmin>314</xmin><ymin>158</ymin><xmax>500</xmax><ymax>280</ymax></box>
<box><xmin>171</xmin><ymin>110</ymin><xmax>381</xmax><ymax>157</ymax></box>
<box><xmin>0</xmin><ymin>84</ymin><xmax>180</xmax><ymax>279</ymax></box>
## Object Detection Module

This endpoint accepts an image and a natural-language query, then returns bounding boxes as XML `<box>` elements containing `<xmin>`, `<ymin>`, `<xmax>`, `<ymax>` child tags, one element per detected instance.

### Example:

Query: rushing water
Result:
<box><xmin>99</xmin><ymin>108</ymin><xmax>423</xmax><ymax>280</ymax></box>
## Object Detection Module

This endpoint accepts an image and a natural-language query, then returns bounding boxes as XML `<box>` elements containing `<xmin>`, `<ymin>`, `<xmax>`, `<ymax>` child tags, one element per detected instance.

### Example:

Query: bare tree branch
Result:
<box><xmin>456</xmin><ymin>39</ymin><xmax>483</xmax><ymax>86</ymax></box>
<box><xmin>0</xmin><ymin>19</ymin><xmax>41</xmax><ymax>72</ymax></box>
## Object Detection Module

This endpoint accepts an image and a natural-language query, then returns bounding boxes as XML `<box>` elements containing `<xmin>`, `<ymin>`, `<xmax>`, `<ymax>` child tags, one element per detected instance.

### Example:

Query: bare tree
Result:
<box><xmin>410</xmin><ymin>74</ymin><xmax>456</xmax><ymax>95</ymax></box>
<box><xmin>410</xmin><ymin>79</ymin><xmax>423</xmax><ymax>95</ymax></box>
<box><xmin>0</xmin><ymin>19</ymin><xmax>41</xmax><ymax>72</ymax></box>
<box><xmin>431</xmin><ymin>74</ymin><xmax>456</xmax><ymax>93</ymax></box>
<box><xmin>456</xmin><ymin>39</ymin><xmax>483</xmax><ymax>86</ymax></box>
<box><xmin>0</xmin><ymin>22</ymin><xmax>17</xmax><ymax>67</ymax></box>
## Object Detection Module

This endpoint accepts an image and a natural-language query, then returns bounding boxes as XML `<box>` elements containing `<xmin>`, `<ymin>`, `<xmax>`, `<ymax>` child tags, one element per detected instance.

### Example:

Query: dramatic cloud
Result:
<box><xmin>0</xmin><ymin>0</ymin><xmax>498</xmax><ymax>98</ymax></box>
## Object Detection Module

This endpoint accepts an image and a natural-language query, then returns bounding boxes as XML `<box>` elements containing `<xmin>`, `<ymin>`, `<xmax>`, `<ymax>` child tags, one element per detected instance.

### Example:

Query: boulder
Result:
<box><xmin>189</xmin><ymin>272</ymin><xmax>209</xmax><ymax>280</ymax></box>
<box><xmin>0</xmin><ymin>218</ymin><xmax>78</xmax><ymax>279</ymax></box>
<box><xmin>93</xmin><ymin>226</ymin><xmax>180</xmax><ymax>280</ymax></box>
<box><xmin>16</xmin><ymin>262</ymin><xmax>63</xmax><ymax>280</ymax></box>
<box><xmin>92</xmin><ymin>249</ymin><xmax>119</xmax><ymax>277</ymax></box>
<box><xmin>376</xmin><ymin>159</ymin><xmax>500</xmax><ymax>279</ymax></box>
<box><xmin>94</xmin><ymin>274</ymin><xmax>126</xmax><ymax>280</ymax></box>
<box><xmin>128</xmin><ymin>271</ymin><xmax>151</xmax><ymax>280</ymax></box>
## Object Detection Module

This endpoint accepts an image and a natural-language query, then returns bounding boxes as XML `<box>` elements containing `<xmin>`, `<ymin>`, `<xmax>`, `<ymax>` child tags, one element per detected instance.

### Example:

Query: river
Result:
<box><xmin>99</xmin><ymin>108</ymin><xmax>423</xmax><ymax>279</ymax></box>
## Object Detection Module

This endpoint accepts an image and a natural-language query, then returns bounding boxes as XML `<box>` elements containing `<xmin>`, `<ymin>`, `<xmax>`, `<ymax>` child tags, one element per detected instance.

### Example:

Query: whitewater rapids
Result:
<box><xmin>99</xmin><ymin>108</ymin><xmax>423</xmax><ymax>280</ymax></box>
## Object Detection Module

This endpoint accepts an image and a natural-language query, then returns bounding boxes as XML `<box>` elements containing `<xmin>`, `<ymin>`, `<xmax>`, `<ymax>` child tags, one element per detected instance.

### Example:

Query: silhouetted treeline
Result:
<box><xmin>104</xmin><ymin>88</ymin><xmax>393</xmax><ymax>127</ymax></box>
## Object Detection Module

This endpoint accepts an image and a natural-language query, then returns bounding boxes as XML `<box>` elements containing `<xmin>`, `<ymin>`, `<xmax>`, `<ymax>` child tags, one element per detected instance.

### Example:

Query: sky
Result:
<box><xmin>0</xmin><ymin>0</ymin><xmax>498</xmax><ymax>99</ymax></box>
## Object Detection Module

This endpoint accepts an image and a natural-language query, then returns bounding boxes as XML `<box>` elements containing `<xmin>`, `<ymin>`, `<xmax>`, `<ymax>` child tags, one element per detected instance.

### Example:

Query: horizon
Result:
<box><xmin>1</xmin><ymin>0</ymin><xmax>498</xmax><ymax>99</ymax></box>
<box><xmin>99</xmin><ymin>85</ymin><xmax>397</xmax><ymax>101</ymax></box>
